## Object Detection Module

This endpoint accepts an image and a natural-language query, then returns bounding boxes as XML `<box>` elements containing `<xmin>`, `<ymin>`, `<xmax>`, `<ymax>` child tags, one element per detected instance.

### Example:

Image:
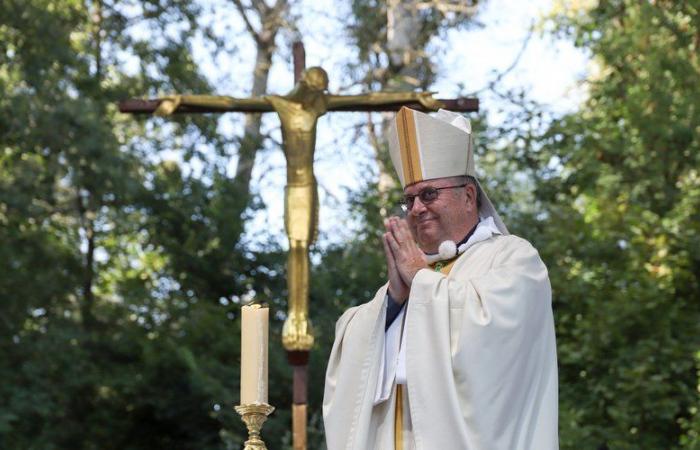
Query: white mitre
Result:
<box><xmin>387</xmin><ymin>107</ymin><xmax>508</xmax><ymax>236</ymax></box>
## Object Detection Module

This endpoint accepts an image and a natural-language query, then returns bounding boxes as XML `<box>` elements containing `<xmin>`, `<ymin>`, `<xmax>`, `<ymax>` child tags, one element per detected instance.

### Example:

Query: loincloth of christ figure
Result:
<box><xmin>153</xmin><ymin>67</ymin><xmax>443</xmax><ymax>351</ymax></box>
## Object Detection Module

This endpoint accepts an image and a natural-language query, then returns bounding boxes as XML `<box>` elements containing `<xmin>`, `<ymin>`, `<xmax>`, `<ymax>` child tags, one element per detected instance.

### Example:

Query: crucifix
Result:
<box><xmin>119</xmin><ymin>41</ymin><xmax>478</xmax><ymax>450</ymax></box>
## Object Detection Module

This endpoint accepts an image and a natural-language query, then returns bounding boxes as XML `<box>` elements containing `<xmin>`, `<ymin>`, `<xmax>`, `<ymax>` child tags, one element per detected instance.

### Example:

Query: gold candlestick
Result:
<box><xmin>235</xmin><ymin>403</ymin><xmax>275</xmax><ymax>450</ymax></box>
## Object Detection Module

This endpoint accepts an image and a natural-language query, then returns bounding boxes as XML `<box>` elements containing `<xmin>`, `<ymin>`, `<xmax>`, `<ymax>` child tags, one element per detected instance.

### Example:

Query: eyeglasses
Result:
<box><xmin>400</xmin><ymin>183</ymin><xmax>467</xmax><ymax>212</ymax></box>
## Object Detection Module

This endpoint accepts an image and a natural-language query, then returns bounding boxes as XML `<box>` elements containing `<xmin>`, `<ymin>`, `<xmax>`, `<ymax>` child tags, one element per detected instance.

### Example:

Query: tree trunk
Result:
<box><xmin>78</xmin><ymin>0</ymin><xmax>105</xmax><ymax>327</ymax></box>
<box><xmin>231</xmin><ymin>1</ymin><xmax>287</xmax><ymax>214</ymax></box>
<box><xmin>374</xmin><ymin>0</ymin><xmax>425</xmax><ymax>198</ymax></box>
<box><xmin>233</xmin><ymin>37</ymin><xmax>274</xmax><ymax>202</ymax></box>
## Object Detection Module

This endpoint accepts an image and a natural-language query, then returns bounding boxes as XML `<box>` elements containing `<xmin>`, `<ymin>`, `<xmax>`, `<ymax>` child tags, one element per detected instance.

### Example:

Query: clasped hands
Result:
<box><xmin>382</xmin><ymin>217</ymin><xmax>428</xmax><ymax>304</ymax></box>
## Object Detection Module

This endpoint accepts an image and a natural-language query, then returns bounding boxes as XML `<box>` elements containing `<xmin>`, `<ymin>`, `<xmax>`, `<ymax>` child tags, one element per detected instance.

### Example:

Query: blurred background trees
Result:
<box><xmin>0</xmin><ymin>0</ymin><xmax>698</xmax><ymax>449</ymax></box>
<box><xmin>532</xmin><ymin>2</ymin><xmax>700</xmax><ymax>448</ymax></box>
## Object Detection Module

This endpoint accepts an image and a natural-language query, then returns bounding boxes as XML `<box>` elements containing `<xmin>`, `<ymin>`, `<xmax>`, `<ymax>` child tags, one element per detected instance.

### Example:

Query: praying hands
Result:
<box><xmin>382</xmin><ymin>217</ymin><xmax>428</xmax><ymax>304</ymax></box>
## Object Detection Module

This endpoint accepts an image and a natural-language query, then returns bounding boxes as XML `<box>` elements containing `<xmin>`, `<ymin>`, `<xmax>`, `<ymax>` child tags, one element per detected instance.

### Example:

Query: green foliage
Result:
<box><xmin>0</xmin><ymin>0</ymin><xmax>270</xmax><ymax>448</ymax></box>
<box><xmin>525</xmin><ymin>1</ymin><xmax>700</xmax><ymax>448</ymax></box>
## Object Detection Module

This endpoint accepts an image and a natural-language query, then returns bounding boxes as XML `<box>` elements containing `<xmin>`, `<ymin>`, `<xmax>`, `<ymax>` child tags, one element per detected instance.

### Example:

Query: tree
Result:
<box><xmin>0</xmin><ymin>0</ymin><xmax>286</xmax><ymax>447</ymax></box>
<box><xmin>527</xmin><ymin>1</ymin><xmax>700</xmax><ymax>448</ymax></box>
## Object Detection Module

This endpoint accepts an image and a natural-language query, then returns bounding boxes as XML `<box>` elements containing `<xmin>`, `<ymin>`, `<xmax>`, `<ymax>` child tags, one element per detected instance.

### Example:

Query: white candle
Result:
<box><xmin>240</xmin><ymin>304</ymin><xmax>269</xmax><ymax>404</ymax></box>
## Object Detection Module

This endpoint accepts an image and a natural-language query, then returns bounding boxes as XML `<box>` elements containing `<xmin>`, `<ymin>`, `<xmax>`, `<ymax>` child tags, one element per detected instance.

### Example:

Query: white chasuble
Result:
<box><xmin>323</xmin><ymin>233</ymin><xmax>559</xmax><ymax>450</ymax></box>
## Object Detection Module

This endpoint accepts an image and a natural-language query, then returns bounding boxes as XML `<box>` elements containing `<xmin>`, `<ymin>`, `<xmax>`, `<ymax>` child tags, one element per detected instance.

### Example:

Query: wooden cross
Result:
<box><xmin>119</xmin><ymin>41</ymin><xmax>478</xmax><ymax>450</ymax></box>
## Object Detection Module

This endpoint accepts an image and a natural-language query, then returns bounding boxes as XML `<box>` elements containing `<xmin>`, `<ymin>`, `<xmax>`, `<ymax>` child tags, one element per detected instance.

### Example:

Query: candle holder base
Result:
<box><xmin>235</xmin><ymin>403</ymin><xmax>275</xmax><ymax>450</ymax></box>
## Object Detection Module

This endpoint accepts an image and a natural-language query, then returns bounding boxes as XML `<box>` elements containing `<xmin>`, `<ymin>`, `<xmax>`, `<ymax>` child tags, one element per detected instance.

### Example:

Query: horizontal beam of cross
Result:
<box><xmin>118</xmin><ymin>97</ymin><xmax>479</xmax><ymax>114</ymax></box>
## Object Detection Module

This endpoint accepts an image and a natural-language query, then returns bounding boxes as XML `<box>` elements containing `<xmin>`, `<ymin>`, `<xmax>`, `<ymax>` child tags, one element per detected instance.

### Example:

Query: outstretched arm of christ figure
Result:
<box><xmin>326</xmin><ymin>91</ymin><xmax>445</xmax><ymax>112</ymax></box>
<box><xmin>151</xmin><ymin>95</ymin><xmax>274</xmax><ymax>116</ymax></box>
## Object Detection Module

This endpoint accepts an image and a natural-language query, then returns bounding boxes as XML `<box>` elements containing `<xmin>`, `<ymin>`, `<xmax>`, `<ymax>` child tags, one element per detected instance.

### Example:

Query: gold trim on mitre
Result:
<box><xmin>395</xmin><ymin>107</ymin><xmax>423</xmax><ymax>185</ymax></box>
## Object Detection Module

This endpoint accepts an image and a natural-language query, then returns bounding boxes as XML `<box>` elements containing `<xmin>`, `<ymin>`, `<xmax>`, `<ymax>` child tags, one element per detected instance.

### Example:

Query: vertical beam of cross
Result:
<box><xmin>293</xmin><ymin>41</ymin><xmax>306</xmax><ymax>84</ymax></box>
<box><xmin>290</xmin><ymin>40</ymin><xmax>309</xmax><ymax>450</ymax></box>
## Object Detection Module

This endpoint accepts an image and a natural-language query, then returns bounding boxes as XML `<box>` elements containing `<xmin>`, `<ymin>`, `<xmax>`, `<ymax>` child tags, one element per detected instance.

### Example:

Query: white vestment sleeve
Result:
<box><xmin>323</xmin><ymin>288</ymin><xmax>387</xmax><ymax>450</ymax></box>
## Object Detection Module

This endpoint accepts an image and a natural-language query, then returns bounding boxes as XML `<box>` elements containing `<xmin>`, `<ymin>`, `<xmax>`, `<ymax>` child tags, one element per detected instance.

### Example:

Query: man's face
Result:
<box><xmin>403</xmin><ymin>177</ymin><xmax>478</xmax><ymax>253</ymax></box>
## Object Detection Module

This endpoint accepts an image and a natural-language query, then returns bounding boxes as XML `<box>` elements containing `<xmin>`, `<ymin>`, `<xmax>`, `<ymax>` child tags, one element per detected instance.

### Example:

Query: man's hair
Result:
<box><xmin>447</xmin><ymin>175</ymin><xmax>482</xmax><ymax>210</ymax></box>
